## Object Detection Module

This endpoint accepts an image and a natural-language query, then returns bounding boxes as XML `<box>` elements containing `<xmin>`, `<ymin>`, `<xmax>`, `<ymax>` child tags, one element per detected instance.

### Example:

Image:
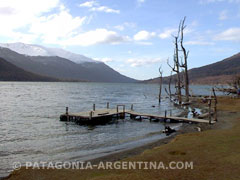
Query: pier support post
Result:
<box><xmin>66</xmin><ymin>107</ymin><xmax>68</xmax><ymax>115</ymax></box>
<box><xmin>93</xmin><ymin>104</ymin><xmax>95</xmax><ymax>111</ymax></box>
<box><xmin>89</xmin><ymin>111</ymin><xmax>93</xmax><ymax>120</ymax></box>
<box><xmin>122</xmin><ymin>105</ymin><xmax>125</xmax><ymax>119</ymax></box>
<box><xmin>164</xmin><ymin>110</ymin><xmax>167</xmax><ymax>123</ymax></box>
<box><xmin>66</xmin><ymin>107</ymin><xmax>69</xmax><ymax>121</ymax></box>
<box><xmin>131</xmin><ymin>104</ymin><xmax>133</xmax><ymax>111</ymax></box>
<box><xmin>214</xmin><ymin>100</ymin><xmax>217</xmax><ymax>122</ymax></box>
<box><xmin>212</xmin><ymin>88</ymin><xmax>218</xmax><ymax>122</ymax></box>
<box><xmin>107</xmin><ymin>102</ymin><xmax>109</xmax><ymax>109</ymax></box>
<box><xmin>208</xmin><ymin>99</ymin><xmax>212</xmax><ymax>124</ymax></box>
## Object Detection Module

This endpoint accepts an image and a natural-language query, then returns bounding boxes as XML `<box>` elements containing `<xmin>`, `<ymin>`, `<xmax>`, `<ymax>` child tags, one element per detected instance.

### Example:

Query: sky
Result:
<box><xmin>0</xmin><ymin>0</ymin><xmax>239</xmax><ymax>80</ymax></box>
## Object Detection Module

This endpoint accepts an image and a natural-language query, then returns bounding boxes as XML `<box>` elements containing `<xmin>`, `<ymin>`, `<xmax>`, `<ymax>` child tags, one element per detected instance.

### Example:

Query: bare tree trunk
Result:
<box><xmin>180</xmin><ymin>17</ymin><xmax>190</xmax><ymax>102</ymax></box>
<box><xmin>212</xmin><ymin>88</ymin><xmax>218</xmax><ymax>122</ymax></box>
<box><xmin>169</xmin><ymin>71</ymin><xmax>172</xmax><ymax>100</ymax></box>
<box><xmin>167</xmin><ymin>37</ymin><xmax>182</xmax><ymax>104</ymax></box>
<box><xmin>174</xmin><ymin>37</ymin><xmax>182</xmax><ymax>104</ymax></box>
<box><xmin>158</xmin><ymin>66</ymin><xmax>163</xmax><ymax>104</ymax></box>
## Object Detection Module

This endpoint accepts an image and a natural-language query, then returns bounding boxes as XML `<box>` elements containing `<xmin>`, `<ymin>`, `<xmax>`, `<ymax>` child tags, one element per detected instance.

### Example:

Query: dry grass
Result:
<box><xmin>7</xmin><ymin>97</ymin><xmax>240</xmax><ymax>180</ymax></box>
<box><xmin>217</xmin><ymin>96</ymin><xmax>240</xmax><ymax>112</ymax></box>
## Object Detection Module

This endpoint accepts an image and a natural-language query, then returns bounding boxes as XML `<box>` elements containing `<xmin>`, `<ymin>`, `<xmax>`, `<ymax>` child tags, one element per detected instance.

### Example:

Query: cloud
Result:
<box><xmin>214</xmin><ymin>28</ymin><xmax>240</xmax><ymax>41</ymax></box>
<box><xmin>0</xmin><ymin>7</ymin><xmax>17</xmax><ymax>15</ymax></box>
<box><xmin>90</xmin><ymin>6</ymin><xmax>120</xmax><ymax>14</ymax></box>
<box><xmin>78</xmin><ymin>1</ymin><xmax>97</xmax><ymax>7</ymax></box>
<box><xmin>137</xmin><ymin>0</ymin><xmax>146</xmax><ymax>6</ymax></box>
<box><xmin>127</xmin><ymin>57</ymin><xmax>164</xmax><ymax>67</ymax></box>
<box><xmin>114</xmin><ymin>22</ymin><xmax>136</xmax><ymax>31</ymax></box>
<box><xmin>0</xmin><ymin>0</ymin><xmax>61</xmax><ymax>42</ymax></box>
<box><xmin>159</xmin><ymin>28</ymin><xmax>177</xmax><ymax>39</ymax></box>
<box><xmin>79</xmin><ymin>1</ymin><xmax>120</xmax><ymax>14</ymax></box>
<box><xmin>94</xmin><ymin>57</ymin><xmax>113</xmax><ymax>63</ymax></box>
<box><xmin>0</xmin><ymin>0</ymin><xmax>60</xmax><ymax>30</ymax></box>
<box><xmin>114</xmin><ymin>25</ymin><xmax>125</xmax><ymax>31</ymax></box>
<box><xmin>60</xmin><ymin>28</ymin><xmax>130</xmax><ymax>46</ymax></box>
<box><xmin>185</xmin><ymin>41</ymin><xmax>215</xmax><ymax>45</ymax></box>
<box><xmin>30</xmin><ymin>8</ymin><xmax>86</xmax><ymax>44</ymax></box>
<box><xmin>0</xmin><ymin>0</ymin><xmax>127</xmax><ymax>46</ymax></box>
<box><xmin>219</xmin><ymin>10</ymin><xmax>228</xmax><ymax>20</ymax></box>
<box><xmin>134</xmin><ymin>30</ymin><xmax>156</xmax><ymax>41</ymax></box>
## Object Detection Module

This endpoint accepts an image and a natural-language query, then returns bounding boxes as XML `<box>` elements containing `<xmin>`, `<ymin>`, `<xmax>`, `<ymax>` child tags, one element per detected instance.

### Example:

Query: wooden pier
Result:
<box><xmin>60</xmin><ymin>104</ymin><xmax>216</xmax><ymax>125</ymax></box>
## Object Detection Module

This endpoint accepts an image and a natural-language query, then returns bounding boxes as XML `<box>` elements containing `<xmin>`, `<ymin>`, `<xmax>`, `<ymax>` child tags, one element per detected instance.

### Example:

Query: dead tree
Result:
<box><xmin>212</xmin><ymin>88</ymin><xmax>218</xmax><ymax>122</ymax></box>
<box><xmin>168</xmin><ymin>71</ymin><xmax>172</xmax><ymax>100</ymax></box>
<box><xmin>167</xmin><ymin>30</ymin><xmax>182</xmax><ymax>104</ymax></box>
<box><xmin>158</xmin><ymin>66</ymin><xmax>163</xmax><ymax>103</ymax></box>
<box><xmin>179</xmin><ymin>17</ymin><xmax>190</xmax><ymax>102</ymax></box>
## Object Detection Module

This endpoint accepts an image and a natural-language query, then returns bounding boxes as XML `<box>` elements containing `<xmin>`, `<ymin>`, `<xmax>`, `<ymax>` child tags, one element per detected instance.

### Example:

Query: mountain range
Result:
<box><xmin>144</xmin><ymin>52</ymin><xmax>240</xmax><ymax>84</ymax></box>
<box><xmin>0</xmin><ymin>42</ymin><xmax>239</xmax><ymax>84</ymax></box>
<box><xmin>0</xmin><ymin>43</ymin><xmax>137</xmax><ymax>83</ymax></box>
<box><xmin>0</xmin><ymin>57</ymin><xmax>59</xmax><ymax>82</ymax></box>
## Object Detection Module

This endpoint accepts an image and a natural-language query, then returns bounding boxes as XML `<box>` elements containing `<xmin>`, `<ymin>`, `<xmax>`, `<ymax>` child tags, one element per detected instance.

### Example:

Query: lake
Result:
<box><xmin>0</xmin><ymin>82</ymin><xmax>215</xmax><ymax>177</ymax></box>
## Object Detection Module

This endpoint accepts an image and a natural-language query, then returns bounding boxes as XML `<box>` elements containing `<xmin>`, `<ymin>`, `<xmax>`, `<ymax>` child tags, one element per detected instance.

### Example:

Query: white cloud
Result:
<box><xmin>90</xmin><ymin>6</ymin><xmax>120</xmax><ymax>14</ymax></box>
<box><xmin>60</xmin><ymin>28</ymin><xmax>130</xmax><ymax>46</ymax></box>
<box><xmin>0</xmin><ymin>0</ymin><xmax>62</xmax><ymax>42</ymax></box>
<box><xmin>158</xmin><ymin>27</ymin><xmax>193</xmax><ymax>39</ymax></box>
<box><xmin>0</xmin><ymin>0</ymin><xmax>59</xmax><ymax>31</ymax></box>
<box><xmin>127</xmin><ymin>57</ymin><xmax>164</xmax><ymax>67</ymax></box>
<box><xmin>0</xmin><ymin>0</ymin><xmax>128</xmax><ymax>46</ymax></box>
<box><xmin>79</xmin><ymin>1</ymin><xmax>120</xmax><ymax>14</ymax></box>
<box><xmin>219</xmin><ymin>10</ymin><xmax>228</xmax><ymax>20</ymax></box>
<box><xmin>94</xmin><ymin>57</ymin><xmax>113</xmax><ymax>63</ymax></box>
<box><xmin>137</xmin><ymin>0</ymin><xmax>146</xmax><ymax>6</ymax></box>
<box><xmin>30</xmin><ymin>9</ymin><xmax>86</xmax><ymax>44</ymax></box>
<box><xmin>114</xmin><ymin>25</ymin><xmax>125</xmax><ymax>31</ymax></box>
<box><xmin>78</xmin><ymin>1</ymin><xmax>97</xmax><ymax>7</ymax></box>
<box><xmin>134</xmin><ymin>30</ymin><xmax>156</xmax><ymax>41</ymax></box>
<box><xmin>114</xmin><ymin>22</ymin><xmax>136</xmax><ymax>31</ymax></box>
<box><xmin>0</xmin><ymin>7</ymin><xmax>17</xmax><ymax>15</ymax></box>
<box><xmin>159</xmin><ymin>28</ymin><xmax>177</xmax><ymax>39</ymax></box>
<box><xmin>215</xmin><ymin>27</ymin><xmax>240</xmax><ymax>41</ymax></box>
<box><xmin>185</xmin><ymin>41</ymin><xmax>215</xmax><ymax>45</ymax></box>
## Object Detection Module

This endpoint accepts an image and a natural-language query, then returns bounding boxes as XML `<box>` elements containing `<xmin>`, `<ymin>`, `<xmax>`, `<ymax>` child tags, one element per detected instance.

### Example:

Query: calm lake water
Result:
<box><xmin>0</xmin><ymin>82</ymin><xmax>216</xmax><ymax>177</ymax></box>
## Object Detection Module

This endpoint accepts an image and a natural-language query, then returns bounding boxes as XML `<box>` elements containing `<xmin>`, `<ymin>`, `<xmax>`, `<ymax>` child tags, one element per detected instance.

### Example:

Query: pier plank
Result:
<box><xmin>126</xmin><ymin>110</ymin><xmax>215</xmax><ymax>124</ymax></box>
<box><xmin>60</xmin><ymin>108</ymin><xmax>215</xmax><ymax>124</ymax></box>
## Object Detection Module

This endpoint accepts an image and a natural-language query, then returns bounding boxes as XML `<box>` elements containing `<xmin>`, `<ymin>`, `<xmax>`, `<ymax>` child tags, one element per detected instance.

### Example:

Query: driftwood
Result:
<box><xmin>215</xmin><ymin>76</ymin><xmax>240</xmax><ymax>95</ymax></box>
<box><xmin>198</xmin><ymin>112</ymin><xmax>214</xmax><ymax>119</ymax></box>
<box><xmin>216</xmin><ymin>87</ymin><xmax>237</xmax><ymax>95</ymax></box>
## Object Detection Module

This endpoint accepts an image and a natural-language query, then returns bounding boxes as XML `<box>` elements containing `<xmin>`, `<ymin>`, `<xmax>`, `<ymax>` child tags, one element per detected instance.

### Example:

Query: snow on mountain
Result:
<box><xmin>0</xmin><ymin>42</ymin><xmax>97</xmax><ymax>63</ymax></box>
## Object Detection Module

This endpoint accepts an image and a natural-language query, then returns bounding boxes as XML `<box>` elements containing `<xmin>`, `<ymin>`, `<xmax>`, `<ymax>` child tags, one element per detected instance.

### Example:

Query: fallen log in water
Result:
<box><xmin>216</xmin><ymin>88</ymin><xmax>237</xmax><ymax>94</ymax></box>
<box><xmin>198</xmin><ymin>112</ymin><xmax>214</xmax><ymax>119</ymax></box>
